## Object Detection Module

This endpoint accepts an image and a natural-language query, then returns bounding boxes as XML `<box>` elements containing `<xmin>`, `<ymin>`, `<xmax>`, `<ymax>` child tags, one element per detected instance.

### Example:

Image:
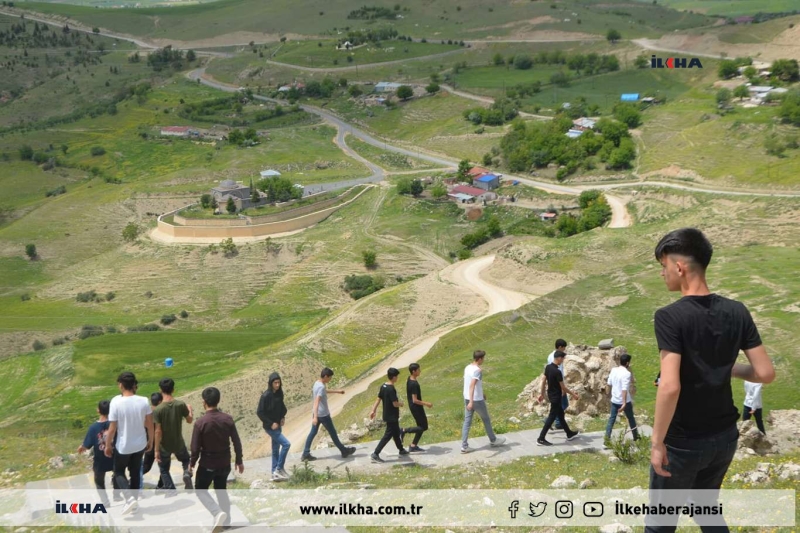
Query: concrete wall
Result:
<box><xmin>173</xmin><ymin>215</ymin><xmax>249</xmax><ymax>227</ymax></box>
<box><xmin>158</xmin><ymin>186</ymin><xmax>370</xmax><ymax>239</ymax></box>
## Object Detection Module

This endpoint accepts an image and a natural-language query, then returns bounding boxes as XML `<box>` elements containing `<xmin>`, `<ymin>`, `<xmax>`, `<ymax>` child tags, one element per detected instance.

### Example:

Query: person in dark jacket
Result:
<box><xmin>257</xmin><ymin>373</ymin><xmax>290</xmax><ymax>481</ymax></box>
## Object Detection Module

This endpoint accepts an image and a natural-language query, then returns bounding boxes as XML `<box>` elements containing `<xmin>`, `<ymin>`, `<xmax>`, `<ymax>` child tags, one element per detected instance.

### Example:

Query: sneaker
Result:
<box><xmin>398</xmin><ymin>448</ymin><xmax>410</xmax><ymax>456</ymax></box>
<box><xmin>399</xmin><ymin>428</ymin><xmax>406</xmax><ymax>443</ymax></box>
<box><xmin>537</xmin><ymin>438</ymin><xmax>553</xmax><ymax>447</ymax></box>
<box><xmin>271</xmin><ymin>471</ymin><xmax>287</xmax><ymax>482</ymax></box>
<box><xmin>121</xmin><ymin>498</ymin><xmax>139</xmax><ymax>515</ymax></box>
<box><xmin>370</xmin><ymin>453</ymin><xmax>384</xmax><ymax>463</ymax></box>
<box><xmin>460</xmin><ymin>446</ymin><xmax>472</xmax><ymax>454</ymax></box>
<box><xmin>341</xmin><ymin>446</ymin><xmax>356</xmax><ymax>459</ymax></box>
<box><xmin>212</xmin><ymin>511</ymin><xmax>228</xmax><ymax>533</ymax></box>
<box><xmin>301</xmin><ymin>454</ymin><xmax>317</xmax><ymax>462</ymax></box>
<box><xmin>163</xmin><ymin>489</ymin><xmax>179</xmax><ymax>498</ymax></box>
<box><xmin>490</xmin><ymin>436</ymin><xmax>506</xmax><ymax>447</ymax></box>
<box><xmin>278</xmin><ymin>468</ymin><xmax>290</xmax><ymax>479</ymax></box>
<box><xmin>408</xmin><ymin>445</ymin><xmax>425</xmax><ymax>453</ymax></box>
<box><xmin>566</xmin><ymin>431</ymin><xmax>580</xmax><ymax>441</ymax></box>
<box><xmin>183</xmin><ymin>470</ymin><xmax>193</xmax><ymax>490</ymax></box>
<box><xmin>113</xmin><ymin>492</ymin><xmax>125</xmax><ymax>502</ymax></box>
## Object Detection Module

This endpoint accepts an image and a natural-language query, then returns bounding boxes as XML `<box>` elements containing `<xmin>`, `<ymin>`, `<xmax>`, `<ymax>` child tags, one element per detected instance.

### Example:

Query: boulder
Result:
<box><xmin>737</xmin><ymin>421</ymin><xmax>775</xmax><ymax>455</ymax></box>
<box><xmin>598</xmin><ymin>338</ymin><xmax>615</xmax><ymax>350</ymax></box>
<box><xmin>580</xmin><ymin>478</ymin><xmax>596</xmax><ymax>489</ymax></box>
<box><xmin>777</xmin><ymin>463</ymin><xmax>800</xmax><ymax>480</ymax></box>
<box><xmin>550</xmin><ymin>475</ymin><xmax>577</xmax><ymax>488</ymax></box>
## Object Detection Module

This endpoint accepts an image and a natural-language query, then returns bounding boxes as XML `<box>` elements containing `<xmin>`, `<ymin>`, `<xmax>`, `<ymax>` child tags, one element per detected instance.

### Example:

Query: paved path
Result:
<box><xmin>244</xmin><ymin>425</ymin><xmax>651</xmax><ymax>482</ymax></box>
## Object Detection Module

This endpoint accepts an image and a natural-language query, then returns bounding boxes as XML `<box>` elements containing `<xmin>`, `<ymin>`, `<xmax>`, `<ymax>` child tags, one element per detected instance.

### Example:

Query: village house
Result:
<box><xmin>374</xmin><ymin>82</ymin><xmax>402</xmax><ymax>93</ymax></box>
<box><xmin>540</xmin><ymin>212</ymin><xmax>558</xmax><ymax>222</ymax></box>
<box><xmin>473</xmin><ymin>174</ymin><xmax>500</xmax><ymax>191</ymax></box>
<box><xmin>448</xmin><ymin>185</ymin><xmax>496</xmax><ymax>203</ymax></box>
<box><xmin>278</xmin><ymin>82</ymin><xmax>306</xmax><ymax>93</ymax></box>
<box><xmin>161</xmin><ymin>126</ymin><xmax>190</xmax><ymax>137</ymax></box>
<box><xmin>572</xmin><ymin>117</ymin><xmax>596</xmax><ymax>131</ymax></box>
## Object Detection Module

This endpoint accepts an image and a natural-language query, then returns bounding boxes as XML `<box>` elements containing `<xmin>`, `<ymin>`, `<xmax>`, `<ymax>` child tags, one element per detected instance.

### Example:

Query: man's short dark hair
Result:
<box><xmin>387</xmin><ymin>367</ymin><xmax>400</xmax><ymax>379</ymax></box>
<box><xmin>321</xmin><ymin>367</ymin><xmax>334</xmax><ymax>378</ymax></box>
<box><xmin>117</xmin><ymin>372</ymin><xmax>136</xmax><ymax>391</ymax></box>
<box><xmin>409</xmin><ymin>363</ymin><xmax>420</xmax><ymax>373</ymax></box>
<box><xmin>150</xmin><ymin>392</ymin><xmax>163</xmax><ymax>407</ymax></box>
<box><xmin>202</xmin><ymin>387</ymin><xmax>220</xmax><ymax>408</ymax></box>
<box><xmin>555</xmin><ymin>338</ymin><xmax>567</xmax><ymax>349</ymax></box>
<box><xmin>654</xmin><ymin>228</ymin><xmax>713</xmax><ymax>270</ymax></box>
<box><xmin>620</xmin><ymin>354</ymin><xmax>632</xmax><ymax>367</ymax></box>
<box><xmin>98</xmin><ymin>400</ymin><xmax>110</xmax><ymax>416</ymax></box>
<box><xmin>159</xmin><ymin>378</ymin><xmax>175</xmax><ymax>395</ymax></box>
<box><xmin>553</xmin><ymin>350</ymin><xmax>566</xmax><ymax>360</ymax></box>
<box><xmin>473</xmin><ymin>350</ymin><xmax>486</xmax><ymax>361</ymax></box>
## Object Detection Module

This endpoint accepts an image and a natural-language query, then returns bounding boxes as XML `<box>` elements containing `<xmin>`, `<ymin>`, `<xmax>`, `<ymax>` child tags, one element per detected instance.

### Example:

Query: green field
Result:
<box><xmin>15</xmin><ymin>0</ymin><xmax>711</xmax><ymax>42</ymax></box>
<box><xmin>640</xmin><ymin>0</ymin><xmax>800</xmax><ymax>17</ymax></box>
<box><xmin>346</xmin><ymin>136</ymin><xmax>441</xmax><ymax>172</ymax></box>
<box><xmin>271</xmin><ymin>40</ymin><xmax>462</xmax><ymax>68</ymax></box>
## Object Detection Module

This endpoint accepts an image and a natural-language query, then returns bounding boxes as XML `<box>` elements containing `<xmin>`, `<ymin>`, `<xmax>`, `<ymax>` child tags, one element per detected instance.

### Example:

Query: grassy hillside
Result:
<box><xmin>641</xmin><ymin>0</ymin><xmax>799</xmax><ymax>17</ymax></box>
<box><xmin>14</xmin><ymin>0</ymin><xmax>711</xmax><ymax>42</ymax></box>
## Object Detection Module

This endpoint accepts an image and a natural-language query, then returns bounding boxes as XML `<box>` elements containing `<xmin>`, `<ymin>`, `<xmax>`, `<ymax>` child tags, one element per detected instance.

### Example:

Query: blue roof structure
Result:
<box><xmin>566</xmin><ymin>129</ymin><xmax>584</xmax><ymax>138</ymax></box>
<box><xmin>476</xmin><ymin>174</ymin><xmax>498</xmax><ymax>182</ymax></box>
<box><xmin>620</xmin><ymin>93</ymin><xmax>640</xmax><ymax>102</ymax></box>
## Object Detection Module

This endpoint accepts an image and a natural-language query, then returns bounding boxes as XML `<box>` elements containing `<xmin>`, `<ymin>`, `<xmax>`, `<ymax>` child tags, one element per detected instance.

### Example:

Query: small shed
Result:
<box><xmin>260</xmin><ymin>169</ymin><xmax>282</xmax><ymax>178</ymax></box>
<box><xmin>540</xmin><ymin>212</ymin><xmax>557</xmax><ymax>222</ymax></box>
<box><xmin>448</xmin><ymin>192</ymin><xmax>475</xmax><ymax>204</ymax></box>
<box><xmin>566</xmin><ymin>129</ymin><xmax>584</xmax><ymax>139</ymax></box>
<box><xmin>572</xmin><ymin>117</ymin><xmax>596</xmax><ymax>130</ymax></box>
<box><xmin>374</xmin><ymin>82</ymin><xmax>402</xmax><ymax>93</ymax></box>
<box><xmin>473</xmin><ymin>174</ymin><xmax>500</xmax><ymax>191</ymax></box>
<box><xmin>620</xmin><ymin>93</ymin><xmax>640</xmax><ymax>102</ymax></box>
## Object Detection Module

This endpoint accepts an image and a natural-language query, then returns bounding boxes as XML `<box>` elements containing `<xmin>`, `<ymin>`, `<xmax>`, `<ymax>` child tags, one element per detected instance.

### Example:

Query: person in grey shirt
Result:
<box><xmin>301</xmin><ymin>368</ymin><xmax>356</xmax><ymax>461</ymax></box>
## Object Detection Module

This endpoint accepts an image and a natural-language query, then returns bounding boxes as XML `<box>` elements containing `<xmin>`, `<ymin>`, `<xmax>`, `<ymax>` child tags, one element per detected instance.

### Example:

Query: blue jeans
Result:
<box><xmin>266</xmin><ymin>427</ymin><xmax>291</xmax><ymax>472</ymax></box>
<box><xmin>605</xmin><ymin>401</ymin><xmax>640</xmax><ymax>440</ymax></box>
<box><xmin>461</xmin><ymin>400</ymin><xmax>497</xmax><ymax>449</ymax></box>
<box><xmin>303</xmin><ymin>415</ymin><xmax>346</xmax><ymax>455</ymax></box>
<box><xmin>554</xmin><ymin>394</ymin><xmax>569</xmax><ymax>428</ymax></box>
<box><xmin>646</xmin><ymin>425</ymin><xmax>739</xmax><ymax>532</ymax></box>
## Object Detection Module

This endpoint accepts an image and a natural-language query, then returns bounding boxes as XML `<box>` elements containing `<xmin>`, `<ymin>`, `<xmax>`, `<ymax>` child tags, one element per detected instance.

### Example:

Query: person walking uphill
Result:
<box><xmin>369</xmin><ymin>367</ymin><xmax>408</xmax><ymax>463</ymax></box>
<box><xmin>104</xmin><ymin>372</ymin><xmax>153</xmax><ymax>516</ymax></box>
<box><xmin>461</xmin><ymin>350</ymin><xmax>506</xmax><ymax>453</ymax></box>
<box><xmin>301</xmin><ymin>368</ymin><xmax>356</xmax><ymax>461</ymax></box>
<box><xmin>537</xmin><ymin>350</ymin><xmax>580</xmax><ymax>446</ymax></box>
<box><xmin>742</xmin><ymin>380</ymin><xmax>766</xmax><ymax>434</ymax></box>
<box><xmin>257</xmin><ymin>373</ymin><xmax>291</xmax><ymax>481</ymax></box>
<box><xmin>78</xmin><ymin>400</ymin><xmax>120</xmax><ymax>507</ymax></box>
<box><xmin>401</xmin><ymin>363</ymin><xmax>433</xmax><ymax>452</ymax></box>
<box><xmin>605</xmin><ymin>354</ymin><xmax>640</xmax><ymax>442</ymax></box>
<box><xmin>647</xmin><ymin>228</ymin><xmax>775</xmax><ymax>533</ymax></box>
<box><xmin>546</xmin><ymin>339</ymin><xmax>569</xmax><ymax>430</ymax></box>
<box><xmin>153</xmin><ymin>378</ymin><xmax>194</xmax><ymax>492</ymax></box>
<box><xmin>190</xmin><ymin>387</ymin><xmax>244</xmax><ymax>533</ymax></box>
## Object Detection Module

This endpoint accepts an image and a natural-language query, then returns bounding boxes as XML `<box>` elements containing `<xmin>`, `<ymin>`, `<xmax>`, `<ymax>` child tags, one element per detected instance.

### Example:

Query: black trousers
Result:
<box><xmin>403</xmin><ymin>407</ymin><xmax>428</xmax><ymax>445</ymax></box>
<box><xmin>113</xmin><ymin>449</ymin><xmax>144</xmax><ymax>500</ymax></box>
<box><xmin>92</xmin><ymin>468</ymin><xmax>121</xmax><ymax>504</ymax></box>
<box><xmin>373</xmin><ymin>420</ymin><xmax>403</xmax><ymax>455</ymax></box>
<box><xmin>742</xmin><ymin>404</ymin><xmax>766</xmax><ymax>434</ymax></box>
<box><xmin>157</xmin><ymin>445</ymin><xmax>191</xmax><ymax>489</ymax></box>
<box><xmin>538</xmin><ymin>398</ymin><xmax>572</xmax><ymax>440</ymax></box>
<box><xmin>195</xmin><ymin>465</ymin><xmax>231</xmax><ymax>522</ymax></box>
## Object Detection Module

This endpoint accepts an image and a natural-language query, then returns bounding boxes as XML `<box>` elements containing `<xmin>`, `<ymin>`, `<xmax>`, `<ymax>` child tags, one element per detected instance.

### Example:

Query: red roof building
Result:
<box><xmin>452</xmin><ymin>185</ymin><xmax>489</xmax><ymax>197</ymax></box>
<box><xmin>467</xmin><ymin>167</ymin><xmax>490</xmax><ymax>178</ymax></box>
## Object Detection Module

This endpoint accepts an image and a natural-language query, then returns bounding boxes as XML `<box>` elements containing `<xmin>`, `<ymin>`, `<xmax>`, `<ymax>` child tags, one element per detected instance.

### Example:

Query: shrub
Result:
<box><xmin>78</xmin><ymin>325</ymin><xmax>105</xmax><ymax>339</ymax></box>
<box><xmin>106</xmin><ymin>326</ymin><xmax>118</xmax><ymax>333</ymax></box>
<box><xmin>105</xmin><ymin>291</ymin><xmax>116</xmax><ymax>301</ymax></box>
<box><xmin>605</xmin><ymin>429</ymin><xmax>650</xmax><ymax>464</ymax></box>
<box><xmin>128</xmin><ymin>323</ymin><xmax>161</xmax><ymax>332</ymax></box>
<box><xmin>457</xmin><ymin>248</ymin><xmax>472</xmax><ymax>260</ymax></box>
<box><xmin>90</xmin><ymin>146</ymin><xmax>106</xmax><ymax>156</ymax></box>
<box><xmin>288</xmin><ymin>462</ymin><xmax>332</xmax><ymax>486</ymax></box>
<box><xmin>52</xmin><ymin>337</ymin><xmax>66</xmax><ymax>345</ymax></box>
<box><xmin>32</xmin><ymin>340</ymin><xmax>46</xmax><ymax>351</ymax></box>
<box><xmin>362</xmin><ymin>250</ymin><xmax>377</xmax><ymax>269</ymax></box>
<box><xmin>160</xmin><ymin>314</ymin><xmax>177</xmax><ymax>325</ymax></box>
<box><xmin>25</xmin><ymin>243</ymin><xmax>37</xmax><ymax>260</ymax></box>
<box><xmin>221</xmin><ymin>237</ymin><xmax>238</xmax><ymax>257</ymax></box>
<box><xmin>46</xmin><ymin>185</ymin><xmax>67</xmax><ymax>197</ymax></box>
<box><xmin>20</xmin><ymin>293</ymin><xmax>31</xmax><ymax>301</ymax></box>
<box><xmin>76</xmin><ymin>290</ymin><xmax>99</xmax><ymax>303</ymax></box>
<box><xmin>122</xmin><ymin>222</ymin><xmax>140</xmax><ymax>243</ymax></box>
<box><xmin>180</xmin><ymin>310</ymin><xmax>189</xmax><ymax>318</ymax></box>
<box><xmin>19</xmin><ymin>145</ymin><xmax>34</xmax><ymax>160</ymax></box>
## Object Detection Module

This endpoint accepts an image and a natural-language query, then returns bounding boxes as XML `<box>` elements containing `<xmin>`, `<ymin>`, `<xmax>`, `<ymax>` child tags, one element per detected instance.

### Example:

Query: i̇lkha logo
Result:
<box><xmin>651</xmin><ymin>55</ymin><xmax>703</xmax><ymax>69</ymax></box>
<box><xmin>55</xmin><ymin>500</ymin><xmax>107</xmax><ymax>514</ymax></box>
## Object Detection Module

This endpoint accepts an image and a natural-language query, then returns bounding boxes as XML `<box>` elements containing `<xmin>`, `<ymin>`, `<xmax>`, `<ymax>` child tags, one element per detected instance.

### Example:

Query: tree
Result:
<box><xmin>771</xmin><ymin>59</ymin><xmax>800</xmax><ymax>82</ymax></box>
<box><xmin>513</xmin><ymin>54</ymin><xmax>533</xmax><ymax>70</ymax></box>
<box><xmin>743</xmin><ymin>66</ymin><xmax>757</xmax><ymax>80</ymax></box>
<box><xmin>764</xmin><ymin>134</ymin><xmax>785</xmax><ymax>157</ymax></box>
<box><xmin>633</xmin><ymin>54</ymin><xmax>648</xmax><ymax>69</ymax></box>
<box><xmin>578</xmin><ymin>190</ymin><xmax>602</xmax><ymax>209</ymax></box>
<box><xmin>250</xmin><ymin>185</ymin><xmax>260</xmax><ymax>204</ymax></box>
<box><xmin>492</xmin><ymin>53</ymin><xmax>505</xmax><ymax>66</ymax></box>
<box><xmin>606</xmin><ymin>29</ymin><xmax>621</xmax><ymax>44</ymax></box>
<box><xmin>396</xmin><ymin>178</ymin><xmax>412</xmax><ymax>195</ymax></box>
<box><xmin>186</xmin><ymin>49</ymin><xmax>196</xmax><ymax>61</ymax></box>
<box><xmin>228</xmin><ymin>129</ymin><xmax>244</xmax><ymax>145</ymax></box>
<box><xmin>716</xmin><ymin>88</ymin><xmax>732</xmax><ymax>107</ymax></box>
<box><xmin>338</xmin><ymin>77</ymin><xmax>348</xmax><ymax>87</ymax></box>
<box><xmin>362</xmin><ymin>250</ymin><xmax>377</xmax><ymax>269</ymax></box>
<box><xmin>25</xmin><ymin>243</ymin><xmax>37</xmax><ymax>260</ymax></box>
<box><xmin>90</xmin><ymin>146</ymin><xmax>106</xmax><ymax>156</ymax></box>
<box><xmin>226</xmin><ymin>197</ymin><xmax>237</xmax><ymax>214</ymax></box>
<box><xmin>457</xmin><ymin>159</ymin><xmax>471</xmax><ymax>179</ymax></box>
<box><xmin>19</xmin><ymin>145</ymin><xmax>33</xmax><ymax>160</ymax></box>
<box><xmin>431</xmin><ymin>183</ymin><xmax>447</xmax><ymax>199</ymax></box>
<box><xmin>348</xmin><ymin>85</ymin><xmax>363</xmax><ymax>97</ymax></box>
<box><xmin>425</xmin><ymin>82</ymin><xmax>440</xmax><ymax>94</ymax></box>
<box><xmin>718</xmin><ymin>60</ymin><xmax>738</xmax><ymax>79</ymax></box>
<box><xmin>733</xmin><ymin>85</ymin><xmax>750</xmax><ymax>101</ymax></box>
<box><xmin>410</xmin><ymin>179</ymin><xmax>423</xmax><ymax>197</ymax></box>
<box><xmin>613</xmin><ymin>103</ymin><xmax>642</xmax><ymax>128</ymax></box>
<box><xmin>486</xmin><ymin>216</ymin><xmax>502</xmax><ymax>238</ymax></box>
<box><xmin>200</xmin><ymin>193</ymin><xmax>212</xmax><ymax>208</ymax></box>
<box><xmin>93</xmin><ymin>27</ymin><xmax>100</xmax><ymax>34</ymax></box>
<box><xmin>396</xmin><ymin>85</ymin><xmax>413</xmax><ymax>100</ymax></box>
<box><xmin>606</xmin><ymin>137</ymin><xmax>637</xmax><ymax>169</ymax></box>
<box><xmin>122</xmin><ymin>223</ymin><xmax>140</xmax><ymax>243</ymax></box>
<box><xmin>221</xmin><ymin>237</ymin><xmax>238</xmax><ymax>257</ymax></box>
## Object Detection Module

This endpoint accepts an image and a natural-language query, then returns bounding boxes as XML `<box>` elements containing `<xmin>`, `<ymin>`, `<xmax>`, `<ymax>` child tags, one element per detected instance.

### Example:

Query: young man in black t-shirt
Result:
<box><xmin>369</xmin><ymin>368</ymin><xmax>409</xmax><ymax>463</ymax></box>
<box><xmin>536</xmin><ymin>351</ymin><xmax>579</xmax><ymax>446</ymax></box>
<box><xmin>648</xmin><ymin>228</ymin><xmax>775</xmax><ymax>532</ymax></box>
<box><xmin>401</xmin><ymin>363</ymin><xmax>433</xmax><ymax>452</ymax></box>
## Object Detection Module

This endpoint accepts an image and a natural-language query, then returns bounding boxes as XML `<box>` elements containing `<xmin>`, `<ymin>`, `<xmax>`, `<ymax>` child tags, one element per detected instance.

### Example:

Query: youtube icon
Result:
<box><xmin>583</xmin><ymin>502</ymin><xmax>604</xmax><ymax>517</ymax></box>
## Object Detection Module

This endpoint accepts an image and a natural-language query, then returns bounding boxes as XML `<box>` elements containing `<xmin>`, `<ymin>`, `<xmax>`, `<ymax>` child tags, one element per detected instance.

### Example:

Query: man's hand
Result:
<box><xmin>271</xmin><ymin>422</ymin><xmax>279</xmax><ymax>430</ymax></box>
<box><xmin>651</xmin><ymin>442</ymin><xmax>671</xmax><ymax>477</ymax></box>
<box><xmin>312</xmin><ymin>415</ymin><xmax>319</xmax><ymax>426</ymax></box>
<box><xmin>339</xmin><ymin>390</ymin><xmax>346</xmax><ymax>395</ymax></box>
<box><xmin>571</xmin><ymin>391</ymin><xmax>579</xmax><ymax>400</ymax></box>
<box><xmin>77</xmin><ymin>445</ymin><xmax>87</xmax><ymax>454</ymax></box>
<box><xmin>146</xmin><ymin>441</ymin><xmax>153</xmax><ymax>453</ymax></box>
<box><xmin>236</xmin><ymin>463</ymin><xmax>244</xmax><ymax>474</ymax></box>
<box><xmin>155</xmin><ymin>451</ymin><xmax>161</xmax><ymax>464</ymax></box>
<box><xmin>280</xmin><ymin>417</ymin><xmax>285</xmax><ymax>427</ymax></box>
<box><xmin>467</xmin><ymin>401</ymin><xmax>474</xmax><ymax>412</ymax></box>
<box><xmin>369</xmin><ymin>411</ymin><xmax>376</xmax><ymax>420</ymax></box>
<box><xmin>104</xmin><ymin>446</ymin><xmax>113</xmax><ymax>458</ymax></box>
<box><xmin>426</xmin><ymin>402</ymin><xmax>433</xmax><ymax>408</ymax></box>
<box><xmin>537</xmin><ymin>394</ymin><xmax>544</xmax><ymax>404</ymax></box>
<box><xmin>750</xmin><ymin>409</ymin><xmax>755</xmax><ymax>415</ymax></box>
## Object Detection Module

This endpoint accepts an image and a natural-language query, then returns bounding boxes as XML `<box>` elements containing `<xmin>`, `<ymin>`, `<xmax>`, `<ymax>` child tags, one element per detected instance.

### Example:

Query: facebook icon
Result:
<box><xmin>508</xmin><ymin>500</ymin><xmax>520</xmax><ymax>519</ymax></box>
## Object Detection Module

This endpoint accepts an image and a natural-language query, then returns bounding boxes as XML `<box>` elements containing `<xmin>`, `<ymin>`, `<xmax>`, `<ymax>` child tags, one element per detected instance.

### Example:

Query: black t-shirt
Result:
<box><xmin>378</xmin><ymin>383</ymin><xmax>399</xmax><ymax>422</ymax></box>
<box><xmin>544</xmin><ymin>363</ymin><xmax>564</xmax><ymax>403</ymax></box>
<box><xmin>407</xmin><ymin>378</ymin><xmax>423</xmax><ymax>410</ymax></box>
<box><xmin>654</xmin><ymin>294</ymin><xmax>762</xmax><ymax>438</ymax></box>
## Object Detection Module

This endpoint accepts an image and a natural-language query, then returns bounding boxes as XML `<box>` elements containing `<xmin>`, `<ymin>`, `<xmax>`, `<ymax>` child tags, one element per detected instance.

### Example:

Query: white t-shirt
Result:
<box><xmin>607</xmin><ymin>366</ymin><xmax>633</xmax><ymax>405</ymax></box>
<box><xmin>463</xmin><ymin>364</ymin><xmax>484</xmax><ymax>401</ymax></box>
<box><xmin>743</xmin><ymin>381</ymin><xmax>762</xmax><ymax>409</ymax></box>
<box><xmin>547</xmin><ymin>350</ymin><xmax>565</xmax><ymax>375</ymax></box>
<box><xmin>108</xmin><ymin>394</ymin><xmax>152</xmax><ymax>455</ymax></box>
<box><xmin>312</xmin><ymin>381</ymin><xmax>330</xmax><ymax>417</ymax></box>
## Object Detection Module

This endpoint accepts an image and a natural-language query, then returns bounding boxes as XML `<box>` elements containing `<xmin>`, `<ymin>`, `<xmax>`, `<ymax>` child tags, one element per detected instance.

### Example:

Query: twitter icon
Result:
<box><xmin>528</xmin><ymin>502</ymin><xmax>547</xmax><ymax>518</ymax></box>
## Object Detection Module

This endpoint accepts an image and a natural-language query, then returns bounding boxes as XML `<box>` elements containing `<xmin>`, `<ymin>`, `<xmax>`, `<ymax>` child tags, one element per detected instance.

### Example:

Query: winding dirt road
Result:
<box><xmin>256</xmin><ymin>255</ymin><xmax>531</xmax><ymax>454</ymax></box>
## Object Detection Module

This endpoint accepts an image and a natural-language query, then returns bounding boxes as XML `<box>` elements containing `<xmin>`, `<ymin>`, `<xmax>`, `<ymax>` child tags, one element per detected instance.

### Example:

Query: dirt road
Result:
<box><xmin>267</xmin><ymin>255</ymin><xmax>531</xmax><ymax>454</ymax></box>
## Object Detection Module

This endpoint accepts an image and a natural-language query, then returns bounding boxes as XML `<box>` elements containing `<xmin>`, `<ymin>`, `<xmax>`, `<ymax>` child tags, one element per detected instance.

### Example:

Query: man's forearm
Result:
<box><xmin>652</xmin><ymin>383</ymin><xmax>680</xmax><ymax>443</ymax></box>
<box><xmin>732</xmin><ymin>363</ymin><xmax>772</xmax><ymax>383</ymax></box>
